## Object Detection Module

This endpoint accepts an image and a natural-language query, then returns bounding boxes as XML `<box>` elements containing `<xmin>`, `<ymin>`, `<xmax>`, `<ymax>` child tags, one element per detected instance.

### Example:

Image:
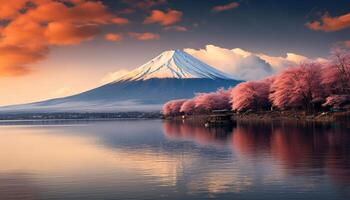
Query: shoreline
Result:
<box><xmin>1</xmin><ymin>110</ymin><xmax>349</xmax><ymax>123</ymax></box>
<box><xmin>232</xmin><ymin>110</ymin><xmax>350</xmax><ymax>123</ymax></box>
<box><xmin>0</xmin><ymin>112</ymin><xmax>162</xmax><ymax>121</ymax></box>
<box><xmin>165</xmin><ymin>110</ymin><xmax>350</xmax><ymax>123</ymax></box>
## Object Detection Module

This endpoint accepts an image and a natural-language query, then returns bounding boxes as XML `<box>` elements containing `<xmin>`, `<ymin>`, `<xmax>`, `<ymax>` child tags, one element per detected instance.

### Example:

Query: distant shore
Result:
<box><xmin>0</xmin><ymin>112</ymin><xmax>162</xmax><ymax>121</ymax></box>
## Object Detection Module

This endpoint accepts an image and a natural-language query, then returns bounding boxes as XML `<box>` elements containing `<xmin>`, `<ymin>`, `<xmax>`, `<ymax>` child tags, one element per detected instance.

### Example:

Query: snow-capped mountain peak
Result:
<box><xmin>114</xmin><ymin>49</ymin><xmax>233</xmax><ymax>82</ymax></box>
<box><xmin>1</xmin><ymin>49</ymin><xmax>240</xmax><ymax>112</ymax></box>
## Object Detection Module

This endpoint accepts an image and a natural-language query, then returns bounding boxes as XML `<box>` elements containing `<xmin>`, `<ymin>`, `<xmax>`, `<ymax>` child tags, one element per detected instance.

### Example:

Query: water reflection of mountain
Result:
<box><xmin>163</xmin><ymin>121</ymin><xmax>350</xmax><ymax>188</ymax></box>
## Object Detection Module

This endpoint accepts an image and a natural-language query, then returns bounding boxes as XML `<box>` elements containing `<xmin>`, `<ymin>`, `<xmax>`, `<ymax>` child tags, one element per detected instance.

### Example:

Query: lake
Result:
<box><xmin>0</xmin><ymin>120</ymin><xmax>349</xmax><ymax>200</ymax></box>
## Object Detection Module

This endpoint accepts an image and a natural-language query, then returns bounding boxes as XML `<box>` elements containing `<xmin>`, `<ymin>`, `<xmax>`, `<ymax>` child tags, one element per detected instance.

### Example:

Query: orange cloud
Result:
<box><xmin>129</xmin><ymin>32</ymin><xmax>160</xmax><ymax>41</ymax></box>
<box><xmin>306</xmin><ymin>12</ymin><xmax>350</xmax><ymax>32</ymax></box>
<box><xmin>163</xmin><ymin>26</ymin><xmax>187</xmax><ymax>32</ymax></box>
<box><xmin>144</xmin><ymin>9</ymin><xmax>182</xmax><ymax>26</ymax></box>
<box><xmin>45</xmin><ymin>22</ymin><xmax>100</xmax><ymax>45</ymax></box>
<box><xmin>23</xmin><ymin>0</ymin><xmax>128</xmax><ymax>25</ymax></box>
<box><xmin>0</xmin><ymin>45</ymin><xmax>46</xmax><ymax>76</ymax></box>
<box><xmin>212</xmin><ymin>2</ymin><xmax>240</xmax><ymax>12</ymax></box>
<box><xmin>111</xmin><ymin>17</ymin><xmax>130</xmax><ymax>25</ymax></box>
<box><xmin>0</xmin><ymin>0</ymin><xmax>128</xmax><ymax>77</ymax></box>
<box><xmin>105</xmin><ymin>33</ymin><xmax>124</xmax><ymax>42</ymax></box>
<box><xmin>0</xmin><ymin>1</ymin><xmax>27</xmax><ymax>20</ymax></box>
<box><xmin>0</xmin><ymin>64</ymin><xmax>32</xmax><ymax>77</ymax></box>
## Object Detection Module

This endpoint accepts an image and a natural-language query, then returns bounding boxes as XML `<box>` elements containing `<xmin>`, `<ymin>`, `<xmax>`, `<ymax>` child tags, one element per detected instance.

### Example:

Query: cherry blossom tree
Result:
<box><xmin>321</xmin><ymin>49</ymin><xmax>350</xmax><ymax>96</ymax></box>
<box><xmin>269</xmin><ymin>62</ymin><xmax>323</xmax><ymax>111</ymax></box>
<box><xmin>231</xmin><ymin>79</ymin><xmax>271</xmax><ymax>111</ymax></box>
<box><xmin>322</xmin><ymin>95</ymin><xmax>350</xmax><ymax>109</ymax></box>
<box><xmin>180</xmin><ymin>99</ymin><xmax>196</xmax><ymax>114</ymax></box>
<box><xmin>193</xmin><ymin>88</ymin><xmax>231</xmax><ymax>113</ymax></box>
<box><xmin>162</xmin><ymin>99</ymin><xmax>186</xmax><ymax>116</ymax></box>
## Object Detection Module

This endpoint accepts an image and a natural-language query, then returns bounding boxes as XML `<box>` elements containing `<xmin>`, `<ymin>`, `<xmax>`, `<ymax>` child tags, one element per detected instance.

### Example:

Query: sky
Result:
<box><xmin>0</xmin><ymin>0</ymin><xmax>349</xmax><ymax>106</ymax></box>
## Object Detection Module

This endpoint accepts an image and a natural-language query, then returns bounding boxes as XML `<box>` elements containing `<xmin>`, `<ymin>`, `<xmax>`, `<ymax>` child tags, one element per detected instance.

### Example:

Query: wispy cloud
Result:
<box><xmin>45</xmin><ymin>22</ymin><xmax>100</xmax><ymax>45</ymax></box>
<box><xmin>111</xmin><ymin>17</ymin><xmax>130</xmax><ymax>25</ymax></box>
<box><xmin>104</xmin><ymin>33</ymin><xmax>124</xmax><ymax>42</ymax></box>
<box><xmin>144</xmin><ymin>9</ymin><xmax>182</xmax><ymax>26</ymax></box>
<box><xmin>212</xmin><ymin>2</ymin><xmax>240</xmax><ymax>12</ymax></box>
<box><xmin>129</xmin><ymin>32</ymin><xmax>160</xmax><ymax>41</ymax></box>
<box><xmin>163</xmin><ymin>26</ymin><xmax>187</xmax><ymax>32</ymax></box>
<box><xmin>306</xmin><ymin>12</ymin><xmax>350</xmax><ymax>32</ymax></box>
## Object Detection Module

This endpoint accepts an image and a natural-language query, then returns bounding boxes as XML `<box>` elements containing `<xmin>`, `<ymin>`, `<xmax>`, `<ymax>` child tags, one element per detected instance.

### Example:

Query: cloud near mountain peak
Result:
<box><xmin>184</xmin><ymin>45</ymin><xmax>326</xmax><ymax>80</ymax></box>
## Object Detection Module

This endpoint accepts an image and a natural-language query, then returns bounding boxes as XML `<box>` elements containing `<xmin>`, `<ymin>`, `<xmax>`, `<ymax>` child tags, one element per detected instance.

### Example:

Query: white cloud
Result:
<box><xmin>185</xmin><ymin>45</ymin><xmax>325</xmax><ymax>80</ymax></box>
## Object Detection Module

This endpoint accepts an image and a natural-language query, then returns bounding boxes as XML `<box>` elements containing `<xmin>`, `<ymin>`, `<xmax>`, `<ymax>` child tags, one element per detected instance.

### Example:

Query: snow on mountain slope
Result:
<box><xmin>114</xmin><ymin>49</ymin><xmax>233</xmax><ymax>82</ymax></box>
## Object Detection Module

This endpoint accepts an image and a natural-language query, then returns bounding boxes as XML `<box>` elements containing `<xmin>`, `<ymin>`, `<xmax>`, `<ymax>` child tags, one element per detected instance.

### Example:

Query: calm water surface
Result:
<box><xmin>0</xmin><ymin>120</ymin><xmax>349</xmax><ymax>200</ymax></box>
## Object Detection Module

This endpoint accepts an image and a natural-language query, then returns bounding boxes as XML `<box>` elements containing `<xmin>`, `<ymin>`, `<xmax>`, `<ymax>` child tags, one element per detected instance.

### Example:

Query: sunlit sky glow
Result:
<box><xmin>0</xmin><ymin>0</ymin><xmax>349</xmax><ymax>106</ymax></box>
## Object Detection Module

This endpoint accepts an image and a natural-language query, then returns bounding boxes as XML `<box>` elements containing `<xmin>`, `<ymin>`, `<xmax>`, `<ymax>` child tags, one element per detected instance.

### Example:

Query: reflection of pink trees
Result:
<box><xmin>269</xmin><ymin>128</ymin><xmax>324</xmax><ymax>169</ymax></box>
<box><xmin>231</xmin><ymin>80</ymin><xmax>271</xmax><ymax>111</ymax></box>
<box><xmin>162</xmin><ymin>99</ymin><xmax>186</xmax><ymax>116</ymax></box>
<box><xmin>325</xmin><ymin>130</ymin><xmax>350</xmax><ymax>186</ymax></box>
<box><xmin>230</xmin><ymin>123</ymin><xmax>350</xmax><ymax>184</ymax></box>
<box><xmin>231</xmin><ymin>124</ymin><xmax>271</xmax><ymax>156</ymax></box>
<box><xmin>163</xmin><ymin>120</ymin><xmax>350</xmax><ymax>185</ymax></box>
<box><xmin>269</xmin><ymin>63</ymin><xmax>323</xmax><ymax>111</ymax></box>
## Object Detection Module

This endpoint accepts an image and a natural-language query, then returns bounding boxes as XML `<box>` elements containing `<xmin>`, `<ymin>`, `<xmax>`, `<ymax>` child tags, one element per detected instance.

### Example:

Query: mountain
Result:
<box><xmin>115</xmin><ymin>49</ymin><xmax>232</xmax><ymax>81</ymax></box>
<box><xmin>1</xmin><ymin>50</ymin><xmax>241</xmax><ymax>113</ymax></box>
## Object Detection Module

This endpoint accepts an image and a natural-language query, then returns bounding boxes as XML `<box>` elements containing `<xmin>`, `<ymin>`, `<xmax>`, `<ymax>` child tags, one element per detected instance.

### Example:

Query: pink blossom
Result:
<box><xmin>269</xmin><ymin>62</ymin><xmax>323</xmax><ymax>110</ymax></box>
<box><xmin>193</xmin><ymin>88</ymin><xmax>231</xmax><ymax>113</ymax></box>
<box><xmin>231</xmin><ymin>80</ymin><xmax>271</xmax><ymax>111</ymax></box>
<box><xmin>322</xmin><ymin>95</ymin><xmax>350</xmax><ymax>109</ymax></box>
<box><xmin>162</xmin><ymin>99</ymin><xmax>186</xmax><ymax>116</ymax></box>
<box><xmin>180</xmin><ymin>99</ymin><xmax>196</xmax><ymax>114</ymax></box>
<box><xmin>321</xmin><ymin>50</ymin><xmax>350</xmax><ymax>96</ymax></box>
